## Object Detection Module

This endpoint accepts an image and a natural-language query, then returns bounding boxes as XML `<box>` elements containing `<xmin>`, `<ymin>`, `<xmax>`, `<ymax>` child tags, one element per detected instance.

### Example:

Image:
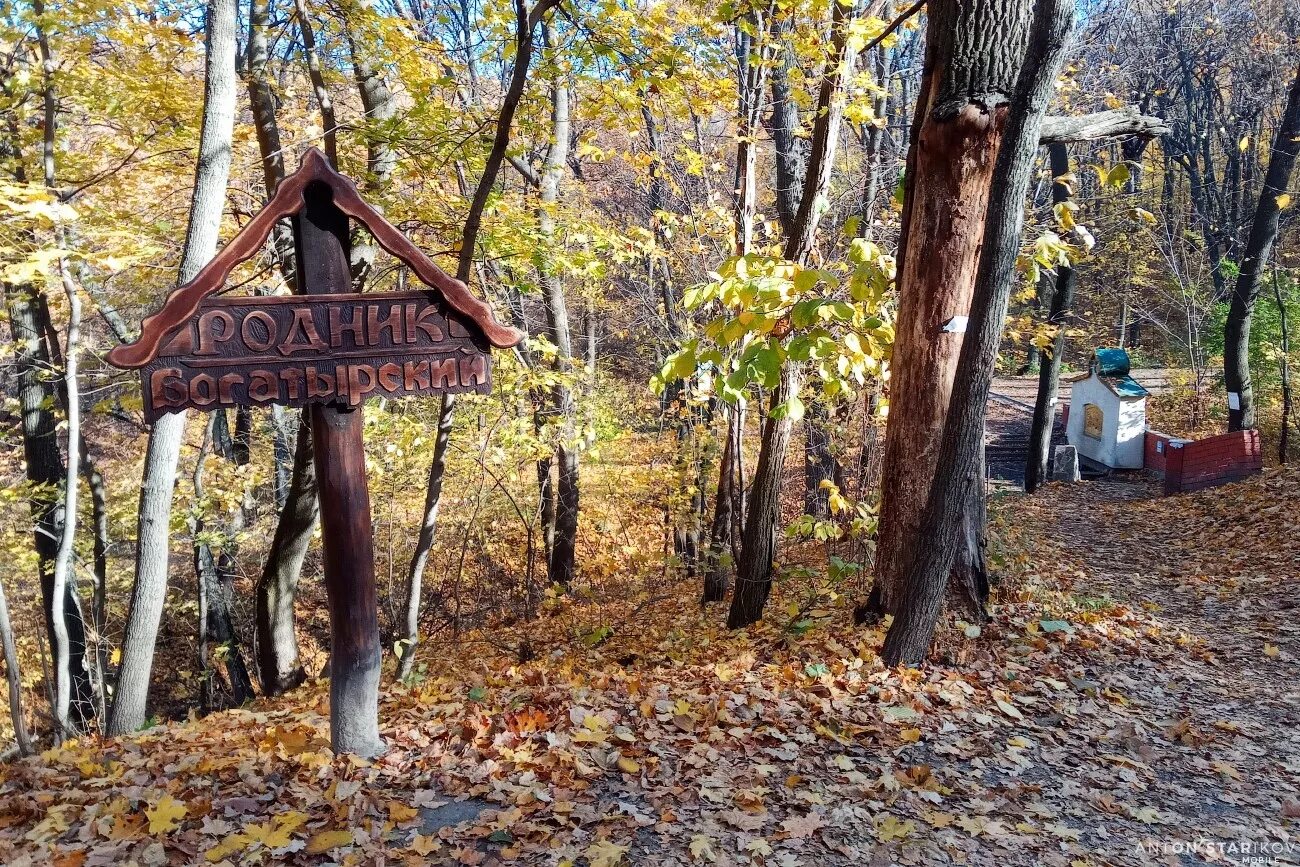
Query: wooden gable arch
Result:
<box><xmin>106</xmin><ymin>147</ymin><xmax>523</xmax><ymax>370</ymax></box>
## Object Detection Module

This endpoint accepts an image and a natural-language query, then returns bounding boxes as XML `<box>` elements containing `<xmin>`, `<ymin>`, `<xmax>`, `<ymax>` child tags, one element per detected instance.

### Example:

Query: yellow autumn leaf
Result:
<box><xmin>305</xmin><ymin>828</ymin><xmax>355</xmax><ymax>854</ymax></box>
<box><xmin>1277</xmin><ymin>193</ymin><xmax>1293</xmax><ymax>210</ymax></box>
<box><xmin>388</xmin><ymin>801</ymin><xmax>419</xmax><ymax>823</ymax></box>
<box><xmin>616</xmin><ymin>756</ymin><xmax>640</xmax><ymax>774</ymax></box>
<box><xmin>145</xmin><ymin>794</ymin><xmax>187</xmax><ymax>835</ymax></box>
<box><xmin>876</xmin><ymin>814</ymin><xmax>916</xmax><ymax>842</ymax></box>
<box><xmin>688</xmin><ymin>834</ymin><xmax>717</xmax><ymax>862</ymax></box>
<box><xmin>585</xmin><ymin>839</ymin><xmax>629</xmax><ymax>867</ymax></box>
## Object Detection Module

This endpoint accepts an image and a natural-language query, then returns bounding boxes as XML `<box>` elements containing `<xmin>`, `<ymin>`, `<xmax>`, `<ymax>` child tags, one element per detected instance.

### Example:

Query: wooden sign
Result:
<box><xmin>141</xmin><ymin>291</ymin><xmax>491</xmax><ymax>420</ymax></box>
<box><xmin>107</xmin><ymin>148</ymin><xmax>522</xmax><ymax>757</ymax></box>
<box><xmin>108</xmin><ymin>147</ymin><xmax>522</xmax><ymax>411</ymax></box>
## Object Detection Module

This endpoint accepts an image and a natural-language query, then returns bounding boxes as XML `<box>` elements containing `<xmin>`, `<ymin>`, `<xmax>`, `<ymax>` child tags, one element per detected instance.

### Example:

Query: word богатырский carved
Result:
<box><xmin>142</xmin><ymin>290</ymin><xmax>490</xmax><ymax>419</ymax></box>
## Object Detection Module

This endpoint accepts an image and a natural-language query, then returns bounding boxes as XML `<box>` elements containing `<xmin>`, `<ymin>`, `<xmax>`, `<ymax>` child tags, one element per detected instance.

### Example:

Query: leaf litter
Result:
<box><xmin>2</xmin><ymin>467</ymin><xmax>1298</xmax><ymax>865</ymax></box>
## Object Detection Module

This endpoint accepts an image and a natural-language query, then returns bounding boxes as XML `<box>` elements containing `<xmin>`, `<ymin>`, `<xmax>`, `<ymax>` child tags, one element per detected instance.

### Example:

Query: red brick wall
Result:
<box><xmin>1144</xmin><ymin>431</ymin><xmax>1175</xmax><ymax>474</ymax></box>
<box><xmin>1163</xmin><ymin>429</ymin><xmax>1262</xmax><ymax>495</ymax></box>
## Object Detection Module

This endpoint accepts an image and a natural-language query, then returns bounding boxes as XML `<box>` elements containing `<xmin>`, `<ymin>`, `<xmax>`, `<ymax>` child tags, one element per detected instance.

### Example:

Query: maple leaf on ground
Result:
<box><xmin>585</xmin><ymin>839</ymin><xmax>630</xmax><ymax>867</ymax></box>
<box><xmin>689</xmin><ymin>835</ymin><xmax>718</xmax><ymax>862</ymax></box>
<box><xmin>144</xmin><ymin>794</ymin><xmax>186</xmax><ymax>835</ymax></box>
<box><xmin>780</xmin><ymin>812</ymin><xmax>826</xmax><ymax>839</ymax></box>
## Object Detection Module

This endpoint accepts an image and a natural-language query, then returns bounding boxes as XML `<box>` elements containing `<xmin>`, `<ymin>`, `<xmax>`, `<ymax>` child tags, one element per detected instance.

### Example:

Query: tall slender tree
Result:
<box><xmin>1224</xmin><ymin>65</ymin><xmax>1300</xmax><ymax>431</ymax></box>
<box><xmin>108</xmin><ymin>0</ymin><xmax>238</xmax><ymax>736</ymax></box>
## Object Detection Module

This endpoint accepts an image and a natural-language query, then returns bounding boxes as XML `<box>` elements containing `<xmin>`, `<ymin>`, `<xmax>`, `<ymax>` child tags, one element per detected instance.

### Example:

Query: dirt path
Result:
<box><xmin>986</xmin><ymin>475</ymin><xmax>1300</xmax><ymax>865</ymax></box>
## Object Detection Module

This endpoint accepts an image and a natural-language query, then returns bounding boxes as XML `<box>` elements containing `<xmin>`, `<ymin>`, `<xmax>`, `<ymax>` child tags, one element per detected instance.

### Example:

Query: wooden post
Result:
<box><xmin>295</xmin><ymin>180</ymin><xmax>383</xmax><ymax>756</ymax></box>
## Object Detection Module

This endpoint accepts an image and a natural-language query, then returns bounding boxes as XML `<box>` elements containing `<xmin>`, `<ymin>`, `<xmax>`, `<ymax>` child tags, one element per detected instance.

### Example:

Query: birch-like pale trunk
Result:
<box><xmin>108</xmin><ymin>0</ymin><xmax>237</xmax><ymax>736</ymax></box>
<box><xmin>0</xmin><ymin>576</ymin><xmax>32</xmax><ymax>755</ymax></box>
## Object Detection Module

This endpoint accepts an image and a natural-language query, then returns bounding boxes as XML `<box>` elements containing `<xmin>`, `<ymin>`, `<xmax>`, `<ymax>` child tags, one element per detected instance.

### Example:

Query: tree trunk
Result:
<box><xmin>871</xmin><ymin>0</ymin><xmax>1032</xmax><ymax>619</ymax></box>
<box><xmin>0</xmin><ymin>576</ymin><xmax>33</xmax><ymax>755</ymax></box>
<box><xmin>346</xmin><ymin>21</ymin><xmax>397</xmax><ymax>188</ymax></box>
<box><xmin>108</xmin><ymin>0</ymin><xmax>237</xmax><ymax>737</ymax></box>
<box><xmin>733</xmin><ymin>9</ymin><xmax>772</xmax><ymax>254</ymax></box>
<box><xmin>48</xmin><ymin>247</ymin><xmax>83</xmax><ymax>741</ymax></box>
<box><xmin>396</xmin><ymin>396</ymin><xmax>453</xmax><ymax>680</ymax></box>
<box><xmin>857</xmin><ymin>7</ymin><xmax>894</xmax><ymax>238</ymax></box>
<box><xmin>1224</xmin><ymin>64</ymin><xmax>1300</xmax><ymax>431</ymax></box>
<box><xmin>768</xmin><ymin>19</ymin><xmax>808</xmax><ymax>241</ymax></box>
<box><xmin>399</xmin><ymin>0</ymin><xmax>560</xmax><ymax>620</ymax></box>
<box><xmin>726</xmin><ymin>0</ymin><xmax>857</xmax><ymax>625</ymax></box>
<box><xmin>727</xmin><ymin>365</ymin><xmax>801</xmax><ymax>628</ymax></box>
<box><xmin>254</xmin><ymin>414</ymin><xmax>316</xmax><ymax>695</ymax></box>
<box><xmin>882</xmin><ymin>0</ymin><xmax>1074</xmax><ymax>666</ymax></box>
<box><xmin>702</xmin><ymin>404</ymin><xmax>740</xmax><ymax>603</ymax></box>
<box><xmin>3</xmin><ymin>283</ymin><xmax>95</xmax><ymax>733</ymax></box>
<box><xmin>803</xmin><ymin>401</ymin><xmax>843</xmax><ymax>518</ymax></box>
<box><xmin>293</xmin><ymin>0</ymin><xmax>339</xmax><ymax>165</ymax></box>
<box><xmin>192</xmin><ymin>418</ymin><xmax>255</xmax><ymax>712</ymax></box>
<box><xmin>1275</xmin><ymin>267</ymin><xmax>1292</xmax><ymax>463</ymax></box>
<box><xmin>538</xmin><ymin>24</ymin><xmax>580</xmax><ymax>587</ymax></box>
<box><xmin>1024</xmin><ymin>142</ymin><xmax>1077</xmax><ymax>493</ymax></box>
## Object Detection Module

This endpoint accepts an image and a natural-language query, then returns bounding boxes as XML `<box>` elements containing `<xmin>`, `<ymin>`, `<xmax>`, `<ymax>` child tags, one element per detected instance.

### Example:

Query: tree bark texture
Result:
<box><xmin>0</xmin><ymin>576</ymin><xmax>33</xmax><ymax>755</ymax></box>
<box><xmin>538</xmin><ymin>26</ymin><xmax>580</xmax><ymax>587</ymax></box>
<box><xmin>1224</xmin><ymin>64</ymin><xmax>1300</xmax><ymax>431</ymax></box>
<box><xmin>872</xmin><ymin>0</ymin><xmax>1031</xmax><ymax>618</ymax></box>
<box><xmin>727</xmin><ymin>365</ymin><xmax>801</xmax><ymax>628</ymax></box>
<box><xmin>254</xmin><ymin>414</ymin><xmax>316</xmax><ymax>695</ymax></box>
<box><xmin>293</xmin><ymin>0</ymin><xmax>339</xmax><ymax>165</ymax></box>
<box><xmin>702</xmin><ymin>404</ymin><xmax>739</xmax><ymax>603</ymax></box>
<box><xmin>1038</xmin><ymin>107</ymin><xmax>1170</xmax><ymax>144</ymax></box>
<box><xmin>108</xmin><ymin>0</ymin><xmax>237</xmax><ymax>736</ymax></box>
<box><xmin>396</xmin><ymin>396</ymin><xmax>453</xmax><ymax>680</ymax></box>
<box><xmin>882</xmin><ymin>0</ymin><xmax>1074</xmax><ymax>666</ymax></box>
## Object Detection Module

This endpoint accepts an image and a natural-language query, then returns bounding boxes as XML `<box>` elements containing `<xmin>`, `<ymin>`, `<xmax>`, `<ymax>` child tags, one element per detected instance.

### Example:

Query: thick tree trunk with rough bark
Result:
<box><xmin>1224</xmin><ymin>65</ymin><xmax>1300</xmax><ymax>432</ymax></box>
<box><xmin>108</xmin><ymin>0</ymin><xmax>237</xmax><ymax>736</ymax></box>
<box><xmin>882</xmin><ymin>0</ymin><xmax>1074</xmax><ymax>666</ymax></box>
<box><xmin>1025</xmin><ymin>142</ymin><xmax>1077</xmax><ymax>493</ymax></box>
<box><xmin>871</xmin><ymin>0</ymin><xmax>1032</xmax><ymax>619</ymax></box>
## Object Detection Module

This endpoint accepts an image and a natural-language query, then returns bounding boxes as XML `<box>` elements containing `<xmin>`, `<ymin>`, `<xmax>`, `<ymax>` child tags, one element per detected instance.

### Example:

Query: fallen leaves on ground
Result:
<box><xmin>2</xmin><ymin>468</ymin><xmax>1298</xmax><ymax>865</ymax></box>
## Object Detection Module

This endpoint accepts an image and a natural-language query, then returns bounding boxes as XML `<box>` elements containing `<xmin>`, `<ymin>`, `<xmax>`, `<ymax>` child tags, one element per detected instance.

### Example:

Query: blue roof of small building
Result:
<box><xmin>1108</xmin><ymin>374</ymin><xmax>1149</xmax><ymax>398</ymax></box>
<box><xmin>1094</xmin><ymin>347</ymin><xmax>1131</xmax><ymax>377</ymax></box>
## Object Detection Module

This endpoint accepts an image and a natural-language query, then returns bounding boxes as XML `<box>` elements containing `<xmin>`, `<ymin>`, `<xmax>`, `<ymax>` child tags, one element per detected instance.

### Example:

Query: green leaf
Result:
<box><xmin>771</xmin><ymin>395</ymin><xmax>805</xmax><ymax>422</ymax></box>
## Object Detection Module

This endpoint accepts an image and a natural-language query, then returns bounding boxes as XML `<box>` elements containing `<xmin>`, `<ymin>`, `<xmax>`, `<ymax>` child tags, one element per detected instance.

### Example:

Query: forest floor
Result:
<box><xmin>1</xmin><ymin>466</ymin><xmax>1298</xmax><ymax>866</ymax></box>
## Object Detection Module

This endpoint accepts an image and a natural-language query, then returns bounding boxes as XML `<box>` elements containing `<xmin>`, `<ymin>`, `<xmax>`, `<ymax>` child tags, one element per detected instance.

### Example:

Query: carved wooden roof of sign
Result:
<box><xmin>106</xmin><ymin>147</ymin><xmax>524</xmax><ymax>369</ymax></box>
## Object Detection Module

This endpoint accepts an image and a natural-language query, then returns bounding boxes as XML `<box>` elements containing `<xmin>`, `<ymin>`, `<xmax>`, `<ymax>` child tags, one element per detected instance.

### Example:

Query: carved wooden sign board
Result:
<box><xmin>107</xmin><ymin>148</ymin><xmax>523</xmax><ymax>419</ymax></box>
<box><xmin>107</xmin><ymin>148</ymin><xmax>522</xmax><ymax>756</ymax></box>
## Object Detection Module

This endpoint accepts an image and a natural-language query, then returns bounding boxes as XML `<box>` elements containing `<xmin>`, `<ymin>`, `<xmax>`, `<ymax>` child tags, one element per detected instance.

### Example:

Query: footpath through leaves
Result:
<box><xmin>1</xmin><ymin>469</ymin><xmax>1298</xmax><ymax>865</ymax></box>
